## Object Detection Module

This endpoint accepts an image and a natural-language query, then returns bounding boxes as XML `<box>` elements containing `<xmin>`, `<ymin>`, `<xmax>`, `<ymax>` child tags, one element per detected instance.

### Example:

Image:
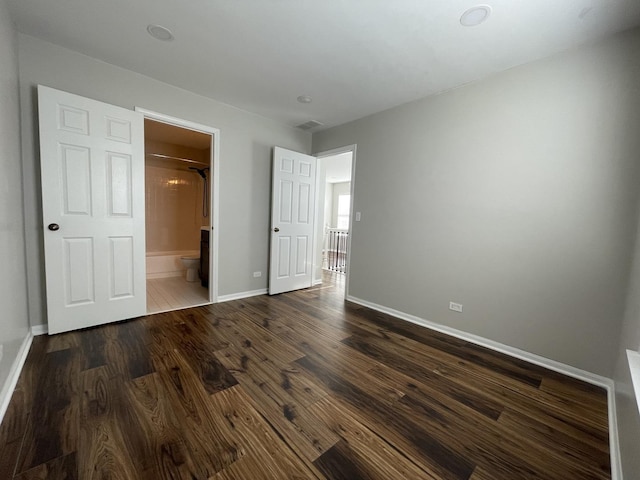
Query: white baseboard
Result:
<box><xmin>607</xmin><ymin>384</ymin><xmax>622</xmax><ymax>480</ymax></box>
<box><xmin>31</xmin><ymin>324</ymin><xmax>48</xmax><ymax>336</ymax></box>
<box><xmin>346</xmin><ymin>294</ymin><xmax>621</xmax><ymax>480</ymax></box>
<box><xmin>217</xmin><ymin>289</ymin><xmax>268</xmax><ymax>303</ymax></box>
<box><xmin>0</xmin><ymin>331</ymin><xmax>33</xmax><ymax>426</ymax></box>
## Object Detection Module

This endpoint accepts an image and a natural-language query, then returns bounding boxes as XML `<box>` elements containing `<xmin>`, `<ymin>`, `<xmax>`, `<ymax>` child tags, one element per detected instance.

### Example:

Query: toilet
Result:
<box><xmin>180</xmin><ymin>256</ymin><xmax>200</xmax><ymax>282</ymax></box>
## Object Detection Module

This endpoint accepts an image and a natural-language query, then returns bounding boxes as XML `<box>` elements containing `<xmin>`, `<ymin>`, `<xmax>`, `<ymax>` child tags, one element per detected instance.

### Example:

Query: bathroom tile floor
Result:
<box><xmin>147</xmin><ymin>276</ymin><xmax>210</xmax><ymax>313</ymax></box>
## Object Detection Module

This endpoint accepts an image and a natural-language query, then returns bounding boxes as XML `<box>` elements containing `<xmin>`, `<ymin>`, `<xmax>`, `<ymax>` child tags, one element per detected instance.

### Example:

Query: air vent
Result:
<box><xmin>296</xmin><ymin>120</ymin><xmax>324</xmax><ymax>131</ymax></box>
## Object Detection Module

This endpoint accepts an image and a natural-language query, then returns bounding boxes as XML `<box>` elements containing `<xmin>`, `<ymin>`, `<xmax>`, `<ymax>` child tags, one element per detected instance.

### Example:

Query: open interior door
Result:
<box><xmin>269</xmin><ymin>147</ymin><xmax>316</xmax><ymax>295</ymax></box>
<box><xmin>38</xmin><ymin>85</ymin><xmax>146</xmax><ymax>334</ymax></box>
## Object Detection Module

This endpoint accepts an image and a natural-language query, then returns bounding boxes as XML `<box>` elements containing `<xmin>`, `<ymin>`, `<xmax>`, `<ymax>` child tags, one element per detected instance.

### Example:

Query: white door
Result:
<box><xmin>38</xmin><ymin>85</ymin><xmax>146</xmax><ymax>334</ymax></box>
<box><xmin>269</xmin><ymin>147</ymin><xmax>316</xmax><ymax>295</ymax></box>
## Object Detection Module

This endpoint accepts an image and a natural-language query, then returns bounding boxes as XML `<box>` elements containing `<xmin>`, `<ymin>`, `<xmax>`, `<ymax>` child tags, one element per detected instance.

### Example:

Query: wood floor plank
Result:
<box><xmin>206</xmin><ymin>311</ymin><xmax>306</xmax><ymax>365</ymax></box>
<box><xmin>468</xmin><ymin>466</ymin><xmax>497</xmax><ymax>480</ymax></box>
<box><xmin>0</xmin><ymin>338</ymin><xmax>50</xmax><ymax>478</ymax></box>
<box><xmin>149</xmin><ymin>310</ymin><xmax>238</xmax><ymax>395</ymax></box>
<box><xmin>216</xmin><ymin>343</ymin><xmax>329</xmax><ymax>408</ymax></box>
<box><xmin>78</xmin><ymin>328</ymin><xmax>107</xmax><ymax>371</ymax></box>
<box><xmin>497</xmin><ymin>408</ymin><xmax>610</xmax><ymax>473</ymax></box>
<box><xmin>206</xmin><ymin>385</ymin><xmax>323</xmax><ymax>479</ymax></box>
<box><xmin>0</xmin><ymin>438</ymin><xmax>23</xmax><ymax>479</ymax></box>
<box><xmin>344</xmin><ymin>328</ymin><xmax>607</xmax><ymax>430</ymax></box>
<box><xmin>13</xmin><ymin>452</ymin><xmax>78</xmax><ymax>480</ymax></box>
<box><xmin>397</xmin><ymin>389</ymin><xmax>608</xmax><ymax>479</ymax></box>
<box><xmin>78</xmin><ymin>366</ymin><xmax>138</xmax><ymax>480</ymax></box>
<box><xmin>0</xmin><ymin>271</ymin><xmax>611</xmax><ymax>480</ymax></box>
<box><xmin>121</xmin><ymin>372</ymin><xmax>210</xmax><ymax>478</ymax></box>
<box><xmin>15</xmin><ymin>348</ymin><xmax>81</xmax><ymax>475</ymax></box>
<box><xmin>114</xmin><ymin>319</ymin><xmax>155</xmax><ymax>380</ymax></box>
<box><xmin>147</xmin><ymin>332</ymin><xmax>244</xmax><ymax>478</ymax></box>
<box><xmin>308</xmin><ymin>396</ymin><xmax>438</xmax><ymax>479</ymax></box>
<box><xmin>44</xmin><ymin>332</ymin><xmax>80</xmax><ymax>354</ymax></box>
<box><xmin>242</xmin><ymin>295</ymin><xmax>352</xmax><ymax>343</ymax></box>
<box><xmin>242</xmin><ymin>315</ymin><xmax>407</xmax><ymax>408</ymax></box>
<box><xmin>217</xmin><ymin>346</ymin><xmax>339</xmax><ymax>463</ymax></box>
<box><xmin>313</xmin><ymin>440</ymin><xmax>379</xmax><ymax>480</ymax></box>
<box><xmin>344</xmin><ymin>331</ymin><xmax>608</xmax><ymax>441</ymax></box>
<box><xmin>343</xmin><ymin>303</ymin><xmax>541</xmax><ymax>378</ymax></box>
<box><xmin>539</xmin><ymin>376</ymin><xmax>608</xmax><ymax>410</ymax></box>
<box><xmin>295</xmin><ymin>354</ymin><xmax>476</xmax><ymax>480</ymax></box>
<box><xmin>367</xmin><ymin>362</ymin><xmax>504</xmax><ymax>421</ymax></box>
<box><xmin>367</xmin><ymin>360</ymin><xmax>609</xmax><ymax>468</ymax></box>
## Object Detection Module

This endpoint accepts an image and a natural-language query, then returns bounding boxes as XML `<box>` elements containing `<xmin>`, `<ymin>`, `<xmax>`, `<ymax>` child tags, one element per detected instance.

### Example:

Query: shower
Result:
<box><xmin>189</xmin><ymin>167</ymin><xmax>209</xmax><ymax>217</ymax></box>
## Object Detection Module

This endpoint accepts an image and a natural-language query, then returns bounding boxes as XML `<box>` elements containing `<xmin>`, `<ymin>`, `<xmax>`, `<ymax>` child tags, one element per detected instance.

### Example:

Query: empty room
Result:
<box><xmin>1</xmin><ymin>0</ymin><xmax>640</xmax><ymax>478</ymax></box>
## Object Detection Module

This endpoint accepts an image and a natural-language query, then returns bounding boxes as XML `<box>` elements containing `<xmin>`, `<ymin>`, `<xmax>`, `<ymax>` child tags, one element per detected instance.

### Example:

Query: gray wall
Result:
<box><xmin>313</xmin><ymin>28</ymin><xmax>640</xmax><ymax>377</ymax></box>
<box><xmin>17</xmin><ymin>34</ymin><xmax>311</xmax><ymax>328</ymax></box>
<box><xmin>0</xmin><ymin>0</ymin><xmax>31</xmax><ymax>398</ymax></box>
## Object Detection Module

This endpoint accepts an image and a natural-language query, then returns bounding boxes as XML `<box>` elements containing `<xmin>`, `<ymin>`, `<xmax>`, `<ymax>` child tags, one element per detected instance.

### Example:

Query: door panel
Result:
<box><xmin>106</xmin><ymin>152</ymin><xmax>133</xmax><ymax>217</ymax></box>
<box><xmin>277</xmin><ymin>237</ymin><xmax>291</xmax><ymax>277</ymax></box>
<box><xmin>279</xmin><ymin>180</ymin><xmax>293</xmax><ymax>222</ymax></box>
<box><xmin>109</xmin><ymin>236</ymin><xmax>135</xmax><ymax>298</ymax></box>
<box><xmin>61</xmin><ymin>144</ymin><xmax>92</xmax><ymax>215</ymax></box>
<box><xmin>63</xmin><ymin>237</ymin><xmax>95</xmax><ymax>305</ymax></box>
<box><xmin>39</xmin><ymin>85</ymin><xmax>146</xmax><ymax>334</ymax></box>
<box><xmin>269</xmin><ymin>147</ymin><xmax>316</xmax><ymax>294</ymax></box>
<box><xmin>295</xmin><ymin>236</ymin><xmax>308</xmax><ymax>275</ymax></box>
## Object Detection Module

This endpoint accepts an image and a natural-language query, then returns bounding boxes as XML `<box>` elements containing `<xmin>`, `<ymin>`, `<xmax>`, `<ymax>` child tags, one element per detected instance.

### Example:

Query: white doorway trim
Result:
<box><xmin>313</xmin><ymin>144</ymin><xmax>357</xmax><ymax>299</ymax></box>
<box><xmin>135</xmin><ymin>107</ymin><xmax>220</xmax><ymax>304</ymax></box>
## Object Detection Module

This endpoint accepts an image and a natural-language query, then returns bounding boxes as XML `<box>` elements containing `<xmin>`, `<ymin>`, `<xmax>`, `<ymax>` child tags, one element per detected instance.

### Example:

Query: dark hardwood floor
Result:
<box><xmin>0</xmin><ymin>271</ymin><xmax>611</xmax><ymax>479</ymax></box>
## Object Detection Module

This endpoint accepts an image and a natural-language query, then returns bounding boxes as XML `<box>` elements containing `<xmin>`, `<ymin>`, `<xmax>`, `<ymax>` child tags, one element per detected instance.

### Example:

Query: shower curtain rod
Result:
<box><xmin>145</xmin><ymin>152</ymin><xmax>208</xmax><ymax>166</ymax></box>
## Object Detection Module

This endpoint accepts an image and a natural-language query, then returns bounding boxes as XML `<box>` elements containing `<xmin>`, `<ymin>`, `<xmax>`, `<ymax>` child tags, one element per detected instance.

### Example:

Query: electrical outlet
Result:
<box><xmin>449</xmin><ymin>302</ymin><xmax>463</xmax><ymax>313</ymax></box>
<box><xmin>253</xmin><ymin>271</ymin><xmax>262</xmax><ymax>278</ymax></box>
<box><xmin>355</xmin><ymin>212</ymin><xmax>361</xmax><ymax>222</ymax></box>
<box><xmin>0</xmin><ymin>344</ymin><xmax>3</xmax><ymax>364</ymax></box>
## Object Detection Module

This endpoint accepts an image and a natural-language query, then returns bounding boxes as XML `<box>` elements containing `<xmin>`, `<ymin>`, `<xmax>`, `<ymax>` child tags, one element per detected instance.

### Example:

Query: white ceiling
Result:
<box><xmin>8</xmin><ymin>0</ymin><xmax>640</xmax><ymax>131</ymax></box>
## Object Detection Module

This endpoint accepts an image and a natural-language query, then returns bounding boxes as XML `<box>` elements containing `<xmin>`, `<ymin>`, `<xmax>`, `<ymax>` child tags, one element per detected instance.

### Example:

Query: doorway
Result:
<box><xmin>314</xmin><ymin>145</ymin><xmax>356</xmax><ymax>298</ymax></box>
<box><xmin>137</xmin><ymin>109</ymin><xmax>220</xmax><ymax>313</ymax></box>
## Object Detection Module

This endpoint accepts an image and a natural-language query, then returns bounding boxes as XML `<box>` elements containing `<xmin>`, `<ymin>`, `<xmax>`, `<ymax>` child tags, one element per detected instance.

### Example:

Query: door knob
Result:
<box><xmin>48</xmin><ymin>223</ymin><xmax>60</xmax><ymax>231</ymax></box>
<box><xmin>273</xmin><ymin>227</ymin><xmax>280</xmax><ymax>232</ymax></box>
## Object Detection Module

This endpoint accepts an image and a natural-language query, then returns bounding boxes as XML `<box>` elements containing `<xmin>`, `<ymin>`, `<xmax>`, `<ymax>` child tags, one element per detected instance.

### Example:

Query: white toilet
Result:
<box><xmin>180</xmin><ymin>256</ymin><xmax>200</xmax><ymax>282</ymax></box>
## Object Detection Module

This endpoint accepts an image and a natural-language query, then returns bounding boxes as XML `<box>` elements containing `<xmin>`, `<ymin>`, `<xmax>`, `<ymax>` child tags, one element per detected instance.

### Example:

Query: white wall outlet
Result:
<box><xmin>253</xmin><ymin>271</ymin><xmax>262</xmax><ymax>278</ymax></box>
<box><xmin>0</xmin><ymin>344</ymin><xmax>3</xmax><ymax>364</ymax></box>
<box><xmin>355</xmin><ymin>212</ymin><xmax>361</xmax><ymax>222</ymax></box>
<box><xmin>449</xmin><ymin>302</ymin><xmax>463</xmax><ymax>313</ymax></box>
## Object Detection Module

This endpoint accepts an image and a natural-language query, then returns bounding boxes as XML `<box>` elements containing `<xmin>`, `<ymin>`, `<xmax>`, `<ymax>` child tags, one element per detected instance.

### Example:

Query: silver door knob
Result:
<box><xmin>48</xmin><ymin>223</ymin><xmax>60</xmax><ymax>231</ymax></box>
<box><xmin>273</xmin><ymin>227</ymin><xmax>280</xmax><ymax>232</ymax></box>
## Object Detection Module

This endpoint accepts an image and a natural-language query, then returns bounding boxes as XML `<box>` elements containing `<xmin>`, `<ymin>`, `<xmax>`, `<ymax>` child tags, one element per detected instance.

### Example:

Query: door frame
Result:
<box><xmin>135</xmin><ymin>107</ymin><xmax>220</xmax><ymax>304</ymax></box>
<box><xmin>313</xmin><ymin>144</ymin><xmax>357</xmax><ymax>299</ymax></box>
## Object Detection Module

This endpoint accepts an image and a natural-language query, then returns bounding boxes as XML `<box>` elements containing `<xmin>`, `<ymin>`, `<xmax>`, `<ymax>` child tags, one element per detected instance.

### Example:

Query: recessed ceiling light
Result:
<box><xmin>460</xmin><ymin>5</ymin><xmax>492</xmax><ymax>27</ymax></box>
<box><xmin>147</xmin><ymin>24</ymin><xmax>174</xmax><ymax>41</ymax></box>
<box><xmin>297</xmin><ymin>95</ymin><xmax>313</xmax><ymax>104</ymax></box>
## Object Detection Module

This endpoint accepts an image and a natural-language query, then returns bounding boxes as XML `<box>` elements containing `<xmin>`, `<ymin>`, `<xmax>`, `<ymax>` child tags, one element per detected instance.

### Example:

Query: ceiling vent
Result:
<box><xmin>296</xmin><ymin>120</ymin><xmax>324</xmax><ymax>131</ymax></box>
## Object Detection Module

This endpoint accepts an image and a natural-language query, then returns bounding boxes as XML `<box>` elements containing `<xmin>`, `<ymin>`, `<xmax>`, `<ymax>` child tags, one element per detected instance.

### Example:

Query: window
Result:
<box><xmin>337</xmin><ymin>194</ymin><xmax>351</xmax><ymax>229</ymax></box>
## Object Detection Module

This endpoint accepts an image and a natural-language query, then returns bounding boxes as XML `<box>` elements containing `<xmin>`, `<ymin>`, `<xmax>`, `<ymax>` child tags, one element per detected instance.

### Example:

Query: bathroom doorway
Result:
<box><xmin>137</xmin><ymin>109</ymin><xmax>220</xmax><ymax>314</ymax></box>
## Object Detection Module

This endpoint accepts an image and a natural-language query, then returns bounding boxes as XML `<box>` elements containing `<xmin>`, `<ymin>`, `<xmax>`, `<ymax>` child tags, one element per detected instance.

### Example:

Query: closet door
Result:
<box><xmin>38</xmin><ymin>85</ymin><xmax>146</xmax><ymax>334</ymax></box>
